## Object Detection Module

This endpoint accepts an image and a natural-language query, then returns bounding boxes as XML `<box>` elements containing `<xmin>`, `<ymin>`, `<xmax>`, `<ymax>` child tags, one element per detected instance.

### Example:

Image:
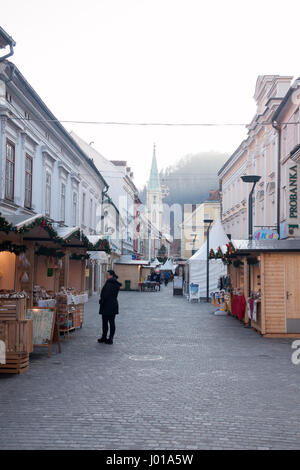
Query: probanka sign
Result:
<box><xmin>0</xmin><ymin>340</ymin><xmax>6</xmax><ymax>365</ymax></box>
<box><xmin>288</xmin><ymin>164</ymin><xmax>300</xmax><ymax>237</ymax></box>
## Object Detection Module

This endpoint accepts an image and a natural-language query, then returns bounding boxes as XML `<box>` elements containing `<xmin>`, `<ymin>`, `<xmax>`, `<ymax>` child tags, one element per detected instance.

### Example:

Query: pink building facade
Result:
<box><xmin>218</xmin><ymin>75</ymin><xmax>300</xmax><ymax>240</ymax></box>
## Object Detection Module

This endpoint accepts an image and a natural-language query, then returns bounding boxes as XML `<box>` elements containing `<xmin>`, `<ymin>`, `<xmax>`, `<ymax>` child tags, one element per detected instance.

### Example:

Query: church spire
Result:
<box><xmin>148</xmin><ymin>143</ymin><xmax>160</xmax><ymax>191</ymax></box>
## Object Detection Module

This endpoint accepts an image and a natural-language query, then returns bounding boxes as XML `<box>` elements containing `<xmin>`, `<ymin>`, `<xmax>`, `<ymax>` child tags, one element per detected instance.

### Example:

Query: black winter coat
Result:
<box><xmin>99</xmin><ymin>278</ymin><xmax>122</xmax><ymax>316</ymax></box>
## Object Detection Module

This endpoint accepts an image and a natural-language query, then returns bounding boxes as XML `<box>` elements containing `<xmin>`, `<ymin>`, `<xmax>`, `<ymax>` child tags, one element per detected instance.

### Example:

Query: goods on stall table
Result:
<box><xmin>55</xmin><ymin>289</ymin><xmax>87</xmax><ymax>332</ymax></box>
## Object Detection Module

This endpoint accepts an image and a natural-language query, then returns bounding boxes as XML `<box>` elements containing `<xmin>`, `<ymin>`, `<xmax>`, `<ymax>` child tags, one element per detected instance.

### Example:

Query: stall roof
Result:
<box><xmin>55</xmin><ymin>226</ymin><xmax>80</xmax><ymax>240</ymax></box>
<box><xmin>115</xmin><ymin>260</ymin><xmax>150</xmax><ymax>265</ymax></box>
<box><xmin>232</xmin><ymin>239</ymin><xmax>300</xmax><ymax>253</ymax></box>
<box><xmin>160</xmin><ymin>259</ymin><xmax>175</xmax><ymax>271</ymax></box>
<box><xmin>4</xmin><ymin>212</ymin><xmax>43</xmax><ymax>228</ymax></box>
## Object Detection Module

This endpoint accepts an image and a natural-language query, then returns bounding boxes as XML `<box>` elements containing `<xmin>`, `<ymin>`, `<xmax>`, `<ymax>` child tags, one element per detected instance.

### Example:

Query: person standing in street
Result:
<box><xmin>98</xmin><ymin>270</ymin><xmax>122</xmax><ymax>345</ymax></box>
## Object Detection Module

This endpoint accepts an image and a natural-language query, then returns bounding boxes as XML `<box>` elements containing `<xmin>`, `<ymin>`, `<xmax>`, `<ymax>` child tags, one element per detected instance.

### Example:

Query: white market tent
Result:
<box><xmin>187</xmin><ymin>219</ymin><xmax>229</xmax><ymax>298</ymax></box>
<box><xmin>160</xmin><ymin>259</ymin><xmax>176</xmax><ymax>273</ymax></box>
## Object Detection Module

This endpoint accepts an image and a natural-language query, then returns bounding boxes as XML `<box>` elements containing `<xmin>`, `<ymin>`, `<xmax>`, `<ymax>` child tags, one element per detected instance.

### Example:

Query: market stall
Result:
<box><xmin>213</xmin><ymin>239</ymin><xmax>300</xmax><ymax>337</ymax></box>
<box><xmin>114</xmin><ymin>259</ymin><xmax>150</xmax><ymax>291</ymax></box>
<box><xmin>0</xmin><ymin>213</ymin><xmax>109</xmax><ymax>372</ymax></box>
<box><xmin>187</xmin><ymin>219</ymin><xmax>229</xmax><ymax>300</ymax></box>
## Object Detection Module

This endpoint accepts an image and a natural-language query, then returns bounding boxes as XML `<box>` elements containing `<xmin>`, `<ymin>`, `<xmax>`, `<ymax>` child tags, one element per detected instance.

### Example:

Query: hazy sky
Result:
<box><xmin>1</xmin><ymin>0</ymin><xmax>299</xmax><ymax>188</ymax></box>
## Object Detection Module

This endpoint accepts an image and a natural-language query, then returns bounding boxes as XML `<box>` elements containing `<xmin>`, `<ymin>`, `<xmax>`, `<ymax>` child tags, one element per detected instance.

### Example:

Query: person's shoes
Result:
<box><xmin>105</xmin><ymin>338</ymin><xmax>113</xmax><ymax>344</ymax></box>
<box><xmin>98</xmin><ymin>337</ymin><xmax>107</xmax><ymax>343</ymax></box>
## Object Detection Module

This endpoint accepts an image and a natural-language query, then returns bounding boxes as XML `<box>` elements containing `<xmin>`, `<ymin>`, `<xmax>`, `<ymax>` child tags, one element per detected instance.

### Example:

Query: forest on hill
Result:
<box><xmin>139</xmin><ymin>151</ymin><xmax>229</xmax><ymax>206</ymax></box>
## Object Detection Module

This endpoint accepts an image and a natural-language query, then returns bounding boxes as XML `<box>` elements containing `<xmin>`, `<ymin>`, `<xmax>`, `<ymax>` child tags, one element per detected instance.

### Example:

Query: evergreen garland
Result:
<box><xmin>0</xmin><ymin>241</ymin><xmax>27</xmax><ymax>255</ymax></box>
<box><xmin>0</xmin><ymin>214</ymin><xmax>13</xmax><ymax>233</ymax></box>
<box><xmin>0</xmin><ymin>214</ymin><xmax>111</xmax><ymax>253</ymax></box>
<box><xmin>70</xmin><ymin>253</ymin><xmax>90</xmax><ymax>260</ymax></box>
<box><xmin>35</xmin><ymin>246</ymin><xmax>65</xmax><ymax>258</ymax></box>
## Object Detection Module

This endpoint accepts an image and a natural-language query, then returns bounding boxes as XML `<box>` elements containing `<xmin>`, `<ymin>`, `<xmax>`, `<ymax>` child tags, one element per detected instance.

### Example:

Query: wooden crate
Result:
<box><xmin>0</xmin><ymin>298</ymin><xmax>27</xmax><ymax>321</ymax></box>
<box><xmin>0</xmin><ymin>320</ymin><xmax>33</xmax><ymax>354</ymax></box>
<box><xmin>0</xmin><ymin>352</ymin><xmax>29</xmax><ymax>374</ymax></box>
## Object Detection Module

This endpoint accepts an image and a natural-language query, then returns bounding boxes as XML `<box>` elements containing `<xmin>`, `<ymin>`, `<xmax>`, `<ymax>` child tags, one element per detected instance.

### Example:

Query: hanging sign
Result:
<box><xmin>85</xmin><ymin>269</ymin><xmax>90</xmax><ymax>277</ymax></box>
<box><xmin>253</xmin><ymin>229</ymin><xmax>279</xmax><ymax>241</ymax></box>
<box><xmin>287</xmin><ymin>163</ymin><xmax>300</xmax><ymax>237</ymax></box>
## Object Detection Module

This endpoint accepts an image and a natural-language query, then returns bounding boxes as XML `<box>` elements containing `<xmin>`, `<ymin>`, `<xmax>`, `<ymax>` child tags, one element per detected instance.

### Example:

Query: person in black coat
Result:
<box><xmin>98</xmin><ymin>270</ymin><xmax>122</xmax><ymax>345</ymax></box>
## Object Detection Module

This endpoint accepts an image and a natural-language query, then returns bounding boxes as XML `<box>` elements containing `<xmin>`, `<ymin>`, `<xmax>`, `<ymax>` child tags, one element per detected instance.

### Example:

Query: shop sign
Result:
<box><xmin>85</xmin><ymin>269</ymin><xmax>90</xmax><ymax>277</ymax></box>
<box><xmin>287</xmin><ymin>163</ymin><xmax>300</xmax><ymax>237</ymax></box>
<box><xmin>253</xmin><ymin>229</ymin><xmax>279</xmax><ymax>240</ymax></box>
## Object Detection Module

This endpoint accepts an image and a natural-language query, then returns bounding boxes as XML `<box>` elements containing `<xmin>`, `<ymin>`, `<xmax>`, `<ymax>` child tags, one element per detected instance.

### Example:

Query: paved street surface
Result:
<box><xmin>1</xmin><ymin>285</ymin><xmax>300</xmax><ymax>450</ymax></box>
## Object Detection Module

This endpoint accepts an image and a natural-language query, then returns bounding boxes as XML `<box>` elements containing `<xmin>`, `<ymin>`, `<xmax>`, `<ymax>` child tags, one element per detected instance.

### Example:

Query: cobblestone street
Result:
<box><xmin>1</xmin><ymin>285</ymin><xmax>300</xmax><ymax>450</ymax></box>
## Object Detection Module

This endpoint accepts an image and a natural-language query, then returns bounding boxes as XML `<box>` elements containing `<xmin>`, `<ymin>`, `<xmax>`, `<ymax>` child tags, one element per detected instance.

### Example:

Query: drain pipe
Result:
<box><xmin>272</xmin><ymin>120</ymin><xmax>281</xmax><ymax>238</ymax></box>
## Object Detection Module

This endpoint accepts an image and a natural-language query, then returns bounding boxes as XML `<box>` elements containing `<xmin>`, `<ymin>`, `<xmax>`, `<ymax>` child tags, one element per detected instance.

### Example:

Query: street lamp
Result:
<box><xmin>203</xmin><ymin>219</ymin><xmax>214</xmax><ymax>303</ymax></box>
<box><xmin>240</xmin><ymin>175</ymin><xmax>261</xmax><ymax>320</ymax></box>
<box><xmin>240</xmin><ymin>175</ymin><xmax>261</xmax><ymax>240</ymax></box>
<box><xmin>190</xmin><ymin>233</ymin><xmax>197</xmax><ymax>255</ymax></box>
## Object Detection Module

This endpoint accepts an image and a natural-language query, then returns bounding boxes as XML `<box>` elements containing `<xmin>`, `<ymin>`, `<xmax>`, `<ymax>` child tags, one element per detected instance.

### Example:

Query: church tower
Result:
<box><xmin>146</xmin><ymin>144</ymin><xmax>163</xmax><ymax>233</ymax></box>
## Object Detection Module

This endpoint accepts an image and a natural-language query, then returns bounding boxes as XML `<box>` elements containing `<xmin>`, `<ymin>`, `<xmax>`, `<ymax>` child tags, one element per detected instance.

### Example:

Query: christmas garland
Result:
<box><xmin>35</xmin><ymin>246</ymin><xmax>65</xmax><ymax>258</ymax></box>
<box><xmin>233</xmin><ymin>259</ymin><xmax>244</xmax><ymax>268</ymax></box>
<box><xmin>0</xmin><ymin>214</ymin><xmax>111</xmax><ymax>253</ymax></box>
<box><xmin>70</xmin><ymin>253</ymin><xmax>90</xmax><ymax>260</ymax></box>
<box><xmin>0</xmin><ymin>214</ymin><xmax>13</xmax><ymax>233</ymax></box>
<box><xmin>12</xmin><ymin>217</ymin><xmax>65</xmax><ymax>244</ymax></box>
<box><xmin>92</xmin><ymin>238</ymin><xmax>111</xmax><ymax>253</ymax></box>
<box><xmin>0</xmin><ymin>241</ymin><xmax>27</xmax><ymax>255</ymax></box>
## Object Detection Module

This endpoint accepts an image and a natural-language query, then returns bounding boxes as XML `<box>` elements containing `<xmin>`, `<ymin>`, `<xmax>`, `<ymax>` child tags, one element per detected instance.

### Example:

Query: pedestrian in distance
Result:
<box><xmin>98</xmin><ymin>270</ymin><xmax>122</xmax><ymax>345</ymax></box>
<box><xmin>164</xmin><ymin>270</ymin><xmax>170</xmax><ymax>286</ymax></box>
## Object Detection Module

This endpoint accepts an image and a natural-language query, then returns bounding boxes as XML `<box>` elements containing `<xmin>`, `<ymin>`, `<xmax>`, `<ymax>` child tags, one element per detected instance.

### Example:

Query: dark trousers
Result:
<box><xmin>102</xmin><ymin>315</ymin><xmax>116</xmax><ymax>339</ymax></box>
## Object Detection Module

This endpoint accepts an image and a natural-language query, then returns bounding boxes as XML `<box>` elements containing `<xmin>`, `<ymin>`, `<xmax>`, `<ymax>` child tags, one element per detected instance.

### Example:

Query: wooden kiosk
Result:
<box><xmin>229</xmin><ymin>239</ymin><xmax>300</xmax><ymax>337</ymax></box>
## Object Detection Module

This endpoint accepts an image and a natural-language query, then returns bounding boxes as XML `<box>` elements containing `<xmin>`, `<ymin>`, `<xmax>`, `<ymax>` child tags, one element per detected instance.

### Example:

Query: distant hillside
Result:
<box><xmin>139</xmin><ymin>151</ymin><xmax>229</xmax><ymax>206</ymax></box>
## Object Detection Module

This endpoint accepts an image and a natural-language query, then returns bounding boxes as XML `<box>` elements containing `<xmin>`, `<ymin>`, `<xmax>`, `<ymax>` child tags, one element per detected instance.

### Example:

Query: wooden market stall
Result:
<box><xmin>228</xmin><ymin>239</ymin><xmax>300</xmax><ymax>337</ymax></box>
<box><xmin>0</xmin><ymin>214</ymin><xmax>34</xmax><ymax>373</ymax></box>
<box><xmin>0</xmin><ymin>214</ymin><xmax>101</xmax><ymax>371</ymax></box>
<box><xmin>114</xmin><ymin>260</ymin><xmax>150</xmax><ymax>291</ymax></box>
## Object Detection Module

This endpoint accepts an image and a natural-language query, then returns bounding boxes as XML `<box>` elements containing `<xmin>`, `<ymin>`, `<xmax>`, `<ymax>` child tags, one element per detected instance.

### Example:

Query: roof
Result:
<box><xmin>4</xmin><ymin>61</ymin><xmax>108</xmax><ymax>189</ymax></box>
<box><xmin>0</xmin><ymin>27</ymin><xmax>16</xmax><ymax>49</ymax></box>
<box><xmin>115</xmin><ymin>260</ymin><xmax>150</xmax><ymax>265</ymax></box>
<box><xmin>272</xmin><ymin>77</ymin><xmax>300</xmax><ymax>124</ymax></box>
<box><xmin>187</xmin><ymin>219</ymin><xmax>229</xmax><ymax>262</ymax></box>
<box><xmin>148</xmin><ymin>145</ymin><xmax>160</xmax><ymax>191</ymax></box>
<box><xmin>232</xmin><ymin>239</ymin><xmax>300</xmax><ymax>253</ymax></box>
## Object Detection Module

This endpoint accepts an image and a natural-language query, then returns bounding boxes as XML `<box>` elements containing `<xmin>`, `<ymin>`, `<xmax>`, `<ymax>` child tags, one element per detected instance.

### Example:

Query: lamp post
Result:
<box><xmin>203</xmin><ymin>219</ymin><xmax>213</xmax><ymax>303</ymax></box>
<box><xmin>240</xmin><ymin>175</ymin><xmax>261</xmax><ymax>321</ymax></box>
<box><xmin>240</xmin><ymin>175</ymin><xmax>261</xmax><ymax>240</ymax></box>
<box><xmin>190</xmin><ymin>233</ymin><xmax>197</xmax><ymax>255</ymax></box>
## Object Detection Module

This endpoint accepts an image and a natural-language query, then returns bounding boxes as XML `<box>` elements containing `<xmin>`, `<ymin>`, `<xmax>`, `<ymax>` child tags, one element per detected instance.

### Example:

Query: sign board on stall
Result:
<box><xmin>253</xmin><ymin>229</ymin><xmax>279</xmax><ymax>240</ymax></box>
<box><xmin>26</xmin><ymin>308</ymin><xmax>61</xmax><ymax>357</ymax></box>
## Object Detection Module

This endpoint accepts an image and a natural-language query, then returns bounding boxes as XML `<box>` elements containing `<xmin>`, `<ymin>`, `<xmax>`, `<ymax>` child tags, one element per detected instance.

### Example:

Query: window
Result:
<box><xmin>5</xmin><ymin>140</ymin><xmax>15</xmax><ymax>201</ymax></box>
<box><xmin>72</xmin><ymin>192</ymin><xmax>77</xmax><ymax>227</ymax></box>
<box><xmin>24</xmin><ymin>154</ymin><xmax>33</xmax><ymax>208</ymax></box>
<box><xmin>6</xmin><ymin>91</ymin><xmax>12</xmax><ymax>103</ymax></box>
<box><xmin>89</xmin><ymin>198</ymin><xmax>93</xmax><ymax>228</ymax></box>
<box><xmin>60</xmin><ymin>183</ymin><xmax>66</xmax><ymax>222</ymax></box>
<box><xmin>82</xmin><ymin>192</ymin><xmax>86</xmax><ymax>225</ymax></box>
<box><xmin>45</xmin><ymin>172</ymin><xmax>51</xmax><ymax>217</ymax></box>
